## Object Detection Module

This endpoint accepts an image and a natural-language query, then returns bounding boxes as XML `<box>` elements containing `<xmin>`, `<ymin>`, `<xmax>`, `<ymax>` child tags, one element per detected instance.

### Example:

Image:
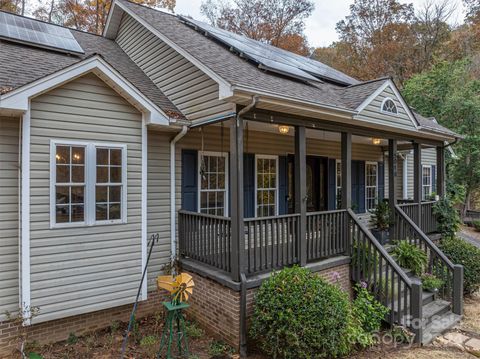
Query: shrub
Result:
<box><xmin>433</xmin><ymin>198</ymin><xmax>460</xmax><ymax>238</ymax></box>
<box><xmin>440</xmin><ymin>237</ymin><xmax>480</xmax><ymax>294</ymax></box>
<box><xmin>249</xmin><ymin>266</ymin><xmax>355</xmax><ymax>358</ymax></box>
<box><xmin>352</xmin><ymin>283</ymin><xmax>389</xmax><ymax>334</ymax></box>
<box><xmin>208</xmin><ymin>340</ymin><xmax>234</xmax><ymax>356</ymax></box>
<box><xmin>370</xmin><ymin>200</ymin><xmax>393</xmax><ymax>231</ymax></box>
<box><xmin>473</xmin><ymin>220</ymin><xmax>480</xmax><ymax>232</ymax></box>
<box><xmin>420</xmin><ymin>273</ymin><xmax>444</xmax><ymax>291</ymax></box>
<box><xmin>392</xmin><ymin>241</ymin><xmax>427</xmax><ymax>276</ymax></box>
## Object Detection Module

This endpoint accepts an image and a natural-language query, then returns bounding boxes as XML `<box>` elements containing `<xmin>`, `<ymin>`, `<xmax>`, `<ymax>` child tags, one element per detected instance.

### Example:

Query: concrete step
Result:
<box><xmin>400</xmin><ymin>299</ymin><xmax>451</xmax><ymax>327</ymax></box>
<box><xmin>421</xmin><ymin>311</ymin><xmax>462</xmax><ymax>345</ymax></box>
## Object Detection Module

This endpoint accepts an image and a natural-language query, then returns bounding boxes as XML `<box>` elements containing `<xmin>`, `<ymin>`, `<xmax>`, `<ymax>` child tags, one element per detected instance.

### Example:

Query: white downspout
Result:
<box><xmin>170</xmin><ymin>126</ymin><xmax>188</xmax><ymax>265</ymax></box>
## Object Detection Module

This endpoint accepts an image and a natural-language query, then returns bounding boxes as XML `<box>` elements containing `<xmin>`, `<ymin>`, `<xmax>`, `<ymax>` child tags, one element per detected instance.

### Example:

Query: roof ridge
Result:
<box><xmin>119</xmin><ymin>0</ymin><xmax>177</xmax><ymax>18</ymax></box>
<box><xmin>345</xmin><ymin>76</ymin><xmax>391</xmax><ymax>88</ymax></box>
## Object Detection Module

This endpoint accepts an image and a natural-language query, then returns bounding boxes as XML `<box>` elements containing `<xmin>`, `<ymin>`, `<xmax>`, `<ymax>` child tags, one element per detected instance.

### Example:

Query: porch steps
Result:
<box><xmin>389</xmin><ymin>268</ymin><xmax>461</xmax><ymax>345</ymax></box>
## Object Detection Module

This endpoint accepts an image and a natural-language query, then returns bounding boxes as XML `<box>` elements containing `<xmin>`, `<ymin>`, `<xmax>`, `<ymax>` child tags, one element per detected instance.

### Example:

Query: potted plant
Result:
<box><xmin>421</xmin><ymin>273</ymin><xmax>444</xmax><ymax>299</ymax></box>
<box><xmin>370</xmin><ymin>200</ymin><xmax>393</xmax><ymax>245</ymax></box>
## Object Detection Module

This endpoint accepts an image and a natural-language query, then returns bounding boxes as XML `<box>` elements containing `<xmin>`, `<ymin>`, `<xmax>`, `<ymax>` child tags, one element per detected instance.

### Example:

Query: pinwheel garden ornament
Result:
<box><xmin>156</xmin><ymin>273</ymin><xmax>195</xmax><ymax>358</ymax></box>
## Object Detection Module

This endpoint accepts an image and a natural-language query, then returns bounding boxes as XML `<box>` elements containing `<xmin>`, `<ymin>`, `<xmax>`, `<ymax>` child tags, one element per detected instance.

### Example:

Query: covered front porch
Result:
<box><xmin>176</xmin><ymin>109</ymin><xmax>447</xmax><ymax>281</ymax></box>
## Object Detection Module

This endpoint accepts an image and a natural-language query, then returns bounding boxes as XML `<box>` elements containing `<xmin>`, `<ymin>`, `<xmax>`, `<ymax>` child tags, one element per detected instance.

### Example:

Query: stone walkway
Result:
<box><xmin>434</xmin><ymin>331</ymin><xmax>480</xmax><ymax>354</ymax></box>
<box><xmin>458</xmin><ymin>227</ymin><xmax>480</xmax><ymax>248</ymax></box>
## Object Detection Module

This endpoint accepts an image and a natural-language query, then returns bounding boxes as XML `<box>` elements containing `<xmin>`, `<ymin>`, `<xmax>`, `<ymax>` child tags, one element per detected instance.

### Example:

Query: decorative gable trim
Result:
<box><xmin>355</xmin><ymin>79</ymin><xmax>419</xmax><ymax>129</ymax></box>
<box><xmin>104</xmin><ymin>0</ymin><xmax>233</xmax><ymax>100</ymax></box>
<box><xmin>0</xmin><ymin>55</ymin><xmax>170</xmax><ymax>126</ymax></box>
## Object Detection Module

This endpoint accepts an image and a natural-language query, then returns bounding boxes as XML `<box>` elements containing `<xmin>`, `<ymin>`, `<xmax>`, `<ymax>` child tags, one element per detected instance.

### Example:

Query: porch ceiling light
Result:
<box><xmin>372</xmin><ymin>138</ymin><xmax>381</xmax><ymax>145</ymax></box>
<box><xmin>278</xmin><ymin>125</ymin><xmax>290</xmax><ymax>135</ymax></box>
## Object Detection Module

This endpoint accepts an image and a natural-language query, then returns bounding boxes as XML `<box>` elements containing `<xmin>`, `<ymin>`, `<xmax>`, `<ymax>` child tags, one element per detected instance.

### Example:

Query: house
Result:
<box><xmin>0</xmin><ymin>0</ymin><xmax>464</xmax><ymax>355</ymax></box>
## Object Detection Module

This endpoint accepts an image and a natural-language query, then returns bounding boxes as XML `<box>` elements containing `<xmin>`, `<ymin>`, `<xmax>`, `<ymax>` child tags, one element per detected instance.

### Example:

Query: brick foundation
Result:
<box><xmin>0</xmin><ymin>291</ymin><xmax>168</xmax><ymax>358</ymax></box>
<box><xmin>0</xmin><ymin>263</ymin><xmax>352</xmax><ymax>357</ymax></box>
<box><xmin>186</xmin><ymin>262</ymin><xmax>353</xmax><ymax>351</ymax></box>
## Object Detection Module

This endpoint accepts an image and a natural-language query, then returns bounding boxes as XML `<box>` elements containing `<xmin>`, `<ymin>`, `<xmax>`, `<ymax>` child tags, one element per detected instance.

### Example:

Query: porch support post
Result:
<box><xmin>341</xmin><ymin>132</ymin><xmax>352</xmax><ymax>209</ymax></box>
<box><xmin>295</xmin><ymin>126</ymin><xmax>307</xmax><ymax>266</ymax></box>
<box><xmin>388</xmin><ymin>139</ymin><xmax>397</xmax><ymax>218</ymax></box>
<box><xmin>413</xmin><ymin>142</ymin><xmax>422</xmax><ymax>225</ymax></box>
<box><xmin>437</xmin><ymin>146</ymin><xmax>446</xmax><ymax>198</ymax></box>
<box><xmin>230</xmin><ymin>117</ymin><xmax>244</xmax><ymax>282</ymax></box>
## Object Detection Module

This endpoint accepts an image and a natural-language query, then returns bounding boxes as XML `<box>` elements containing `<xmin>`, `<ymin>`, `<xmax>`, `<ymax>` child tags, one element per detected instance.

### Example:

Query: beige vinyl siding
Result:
<box><xmin>384</xmin><ymin>156</ymin><xmax>403</xmax><ymax>200</ymax></box>
<box><xmin>0</xmin><ymin>117</ymin><xmax>20</xmax><ymax>320</ymax></box>
<box><xmin>175</xmin><ymin>125</ymin><xmax>383</xmax><ymax>211</ymax></box>
<box><xmin>357</xmin><ymin>86</ymin><xmax>416</xmax><ymax>131</ymax></box>
<box><xmin>29</xmin><ymin>73</ymin><xmax>143</xmax><ymax>323</ymax></box>
<box><xmin>146</xmin><ymin>129</ymin><xmax>172</xmax><ymax>291</ymax></box>
<box><xmin>115</xmin><ymin>14</ymin><xmax>235</xmax><ymax>121</ymax></box>
<box><xmin>405</xmin><ymin>147</ymin><xmax>437</xmax><ymax>199</ymax></box>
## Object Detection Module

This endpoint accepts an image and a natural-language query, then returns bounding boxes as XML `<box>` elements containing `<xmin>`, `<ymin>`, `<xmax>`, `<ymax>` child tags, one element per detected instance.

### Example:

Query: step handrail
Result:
<box><xmin>348</xmin><ymin>208</ymin><xmax>413</xmax><ymax>288</ymax></box>
<box><xmin>394</xmin><ymin>204</ymin><xmax>454</xmax><ymax>270</ymax></box>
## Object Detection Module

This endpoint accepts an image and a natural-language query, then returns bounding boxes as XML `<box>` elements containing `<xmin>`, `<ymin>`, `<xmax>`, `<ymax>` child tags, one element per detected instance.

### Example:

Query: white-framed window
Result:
<box><xmin>50</xmin><ymin>140</ymin><xmax>127</xmax><ymax>228</ymax></box>
<box><xmin>422</xmin><ymin>165</ymin><xmax>432</xmax><ymax>200</ymax></box>
<box><xmin>255</xmin><ymin>155</ymin><xmax>278</xmax><ymax>217</ymax></box>
<box><xmin>381</xmin><ymin>97</ymin><xmax>398</xmax><ymax>114</ymax></box>
<box><xmin>336</xmin><ymin>160</ymin><xmax>342</xmax><ymax>209</ymax></box>
<box><xmin>365</xmin><ymin>162</ymin><xmax>378</xmax><ymax>211</ymax></box>
<box><xmin>198</xmin><ymin>151</ymin><xmax>228</xmax><ymax>216</ymax></box>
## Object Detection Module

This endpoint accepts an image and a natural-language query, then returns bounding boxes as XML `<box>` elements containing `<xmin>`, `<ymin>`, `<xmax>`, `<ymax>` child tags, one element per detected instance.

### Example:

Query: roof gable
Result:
<box><xmin>354</xmin><ymin>80</ymin><xmax>419</xmax><ymax>131</ymax></box>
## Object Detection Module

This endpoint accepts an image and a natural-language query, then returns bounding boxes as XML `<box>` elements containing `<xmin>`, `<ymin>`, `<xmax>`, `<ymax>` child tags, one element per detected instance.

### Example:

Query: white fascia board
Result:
<box><xmin>0</xmin><ymin>55</ymin><xmax>170</xmax><ymax>126</ymax></box>
<box><xmin>355</xmin><ymin>79</ymin><xmax>419</xmax><ymax>129</ymax></box>
<box><xmin>108</xmin><ymin>0</ymin><xmax>233</xmax><ymax>99</ymax></box>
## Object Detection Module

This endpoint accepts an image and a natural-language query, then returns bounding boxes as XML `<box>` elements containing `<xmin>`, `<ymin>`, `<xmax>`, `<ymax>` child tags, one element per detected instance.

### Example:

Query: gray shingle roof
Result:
<box><xmin>413</xmin><ymin>111</ymin><xmax>461</xmax><ymax>138</ymax></box>
<box><xmin>118</xmin><ymin>0</ymin><xmax>357</xmax><ymax>112</ymax></box>
<box><xmin>0</xmin><ymin>18</ymin><xmax>183</xmax><ymax>119</ymax></box>
<box><xmin>338</xmin><ymin>78</ymin><xmax>390</xmax><ymax>109</ymax></box>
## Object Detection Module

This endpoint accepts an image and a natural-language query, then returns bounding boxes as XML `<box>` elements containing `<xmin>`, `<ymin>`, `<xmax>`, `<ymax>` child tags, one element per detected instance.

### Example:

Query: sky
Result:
<box><xmin>172</xmin><ymin>0</ymin><xmax>466</xmax><ymax>48</ymax></box>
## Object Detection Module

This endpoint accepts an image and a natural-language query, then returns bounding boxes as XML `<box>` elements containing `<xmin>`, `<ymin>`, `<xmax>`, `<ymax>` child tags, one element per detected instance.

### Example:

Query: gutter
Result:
<box><xmin>170</xmin><ymin>125</ymin><xmax>188</xmax><ymax>266</ymax></box>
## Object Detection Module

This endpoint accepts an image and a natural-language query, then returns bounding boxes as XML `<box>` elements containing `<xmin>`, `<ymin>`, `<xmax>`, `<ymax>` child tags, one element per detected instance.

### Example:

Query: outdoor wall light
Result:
<box><xmin>372</xmin><ymin>138</ymin><xmax>381</xmax><ymax>145</ymax></box>
<box><xmin>278</xmin><ymin>125</ymin><xmax>290</xmax><ymax>134</ymax></box>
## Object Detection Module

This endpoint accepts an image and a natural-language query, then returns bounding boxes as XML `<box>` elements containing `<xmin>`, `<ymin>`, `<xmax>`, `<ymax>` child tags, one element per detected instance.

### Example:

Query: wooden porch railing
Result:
<box><xmin>306</xmin><ymin>210</ymin><xmax>348</xmax><ymax>261</ymax></box>
<box><xmin>348</xmin><ymin>209</ymin><xmax>422</xmax><ymax>339</ymax></box>
<box><xmin>393</xmin><ymin>205</ymin><xmax>463</xmax><ymax>314</ymax></box>
<box><xmin>398</xmin><ymin>201</ymin><xmax>438</xmax><ymax>234</ymax></box>
<box><xmin>244</xmin><ymin>214</ymin><xmax>300</xmax><ymax>275</ymax></box>
<box><xmin>178</xmin><ymin>210</ymin><xmax>232</xmax><ymax>273</ymax></box>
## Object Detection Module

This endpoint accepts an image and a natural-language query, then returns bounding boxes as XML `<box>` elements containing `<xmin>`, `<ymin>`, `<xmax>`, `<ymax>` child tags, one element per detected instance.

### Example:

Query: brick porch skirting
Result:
<box><xmin>0</xmin><ymin>291</ymin><xmax>168</xmax><ymax>358</ymax></box>
<box><xmin>185</xmin><ymin>258</ymin><xmax>352</xmax><ymax>351</ymax></box>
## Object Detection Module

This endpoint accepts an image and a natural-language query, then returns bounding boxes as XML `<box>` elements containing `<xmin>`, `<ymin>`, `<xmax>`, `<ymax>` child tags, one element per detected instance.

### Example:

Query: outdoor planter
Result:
<box><xmin>371</xmin><ymin>228</ymin><xmax>390</xmax><ymax>245</ymax></box>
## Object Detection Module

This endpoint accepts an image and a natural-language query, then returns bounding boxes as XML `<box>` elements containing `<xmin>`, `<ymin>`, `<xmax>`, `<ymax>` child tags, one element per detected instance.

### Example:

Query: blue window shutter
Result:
<box><xmin>432</xmin><ymin>165</ymin><xmax>436</xmax><ymax>194</ymax></box>
<box><xmin>328</xmin><ymin>158</ymin><xmax>337</xmax><ymax>210</ymax></box>
<box><xmin>378</xmin><ymin>162</ymin><xmax>385</xmax><ymax>201</ymax></box>
<box><xmin>278</xmin><ymin>156</ymin><xmax>288</xmax><ymax>215</ymax></box>
<box><xmin>181</xmin><ymin>149</ymin><xmax>198</xmax><ymax>211</ymax></box>
<box><xmin>358</xmin><ymin>161</ymin><xmax>366</xmax><ymax>213</ymax></box>
<box><xmin>351</xmin><ymin>161</ymin><xmax>359</xmax><ymax>213</ymax></box>
<box><xmin>244</xmin><ymin>153</ymin><xmax>255</xmax><ymax>218</ymax></box>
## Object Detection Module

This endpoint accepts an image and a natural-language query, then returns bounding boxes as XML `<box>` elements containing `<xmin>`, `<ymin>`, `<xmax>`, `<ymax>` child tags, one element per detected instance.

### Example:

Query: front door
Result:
<box><xmin>287</xmin><ymin>155</ymin><xmax>328</xmax><ymax>213</ymax></box>
<box><xmin>306</xmin><ymin>156</ymin><xmax>328</xmax><ymax>212</ymax></box>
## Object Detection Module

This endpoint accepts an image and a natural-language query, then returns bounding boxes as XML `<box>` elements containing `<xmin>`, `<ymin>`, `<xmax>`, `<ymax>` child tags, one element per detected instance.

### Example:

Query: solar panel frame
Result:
<box><xmin>180</xmin><ymin>16</ymin><xmax>358</xmax><ymax>86</ymax></box>
<box><xmin>0</xmin><ymin>11</ymin><xmax>84</xmax><ymax>55</ymax></box>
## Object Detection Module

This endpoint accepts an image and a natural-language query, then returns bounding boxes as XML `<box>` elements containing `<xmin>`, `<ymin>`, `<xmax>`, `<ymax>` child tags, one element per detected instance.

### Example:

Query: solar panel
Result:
<box><xmin>0</xmin><ymin>11</ymin><xmax>84</xmax><ymax>54</ymax></box>
<box><xmin>179</xmin><ymin>16</ymin><xmax>358</xmax><ymax>86</ymax></box>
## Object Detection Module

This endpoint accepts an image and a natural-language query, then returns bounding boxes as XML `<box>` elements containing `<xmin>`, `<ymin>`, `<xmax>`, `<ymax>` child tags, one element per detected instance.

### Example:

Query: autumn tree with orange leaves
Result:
<box><xmin>200</xmin><ymin>0</ymin><xmax>314</xmax><ymax>56</ymax></box>
<box><xmin>33</xmin><ymin>0</ymin><xmax>176</xmax><ymax>34</ymax></box>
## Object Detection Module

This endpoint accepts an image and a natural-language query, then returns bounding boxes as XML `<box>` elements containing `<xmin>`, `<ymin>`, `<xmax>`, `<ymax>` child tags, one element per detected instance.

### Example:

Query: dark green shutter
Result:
<box><xmin>181</xmin><ymin>149</ymin><xmax>198</xmax><ymax>211</ymax></box>
<box><xmin>244</xmin><ymin>153</ymin><xmax>255</xmax><ymax>218</ymax></box>
<box><xmin>378</xmin><ymin>162</ymin><xmax>385</xmax><ymax>201</ymax></box>
<box><xmin>328</xmin><ymin>158</ymin><xmax>337</xmax><ymax>210</ymax></box>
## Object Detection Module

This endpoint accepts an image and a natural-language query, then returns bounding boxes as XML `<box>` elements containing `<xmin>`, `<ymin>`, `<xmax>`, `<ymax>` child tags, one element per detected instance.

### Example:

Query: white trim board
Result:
<box><xmin>141</xmin><ymin>115</ymin><xmax>148</xmax><ymax>300</ymax></box>
<box><xmin>355</xmin><ymin>80</ymin><xmax>419</xmax><ymax>129</ymax></box>
<box><xmin>0</xmin><ymin>56</ymin><xmax>170</xmax><ymax>126</ymax></box>
<box><xmin>21</xmin><ymin>108</ymin><xmax>31</xmax><ymax>324</ymax></box>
